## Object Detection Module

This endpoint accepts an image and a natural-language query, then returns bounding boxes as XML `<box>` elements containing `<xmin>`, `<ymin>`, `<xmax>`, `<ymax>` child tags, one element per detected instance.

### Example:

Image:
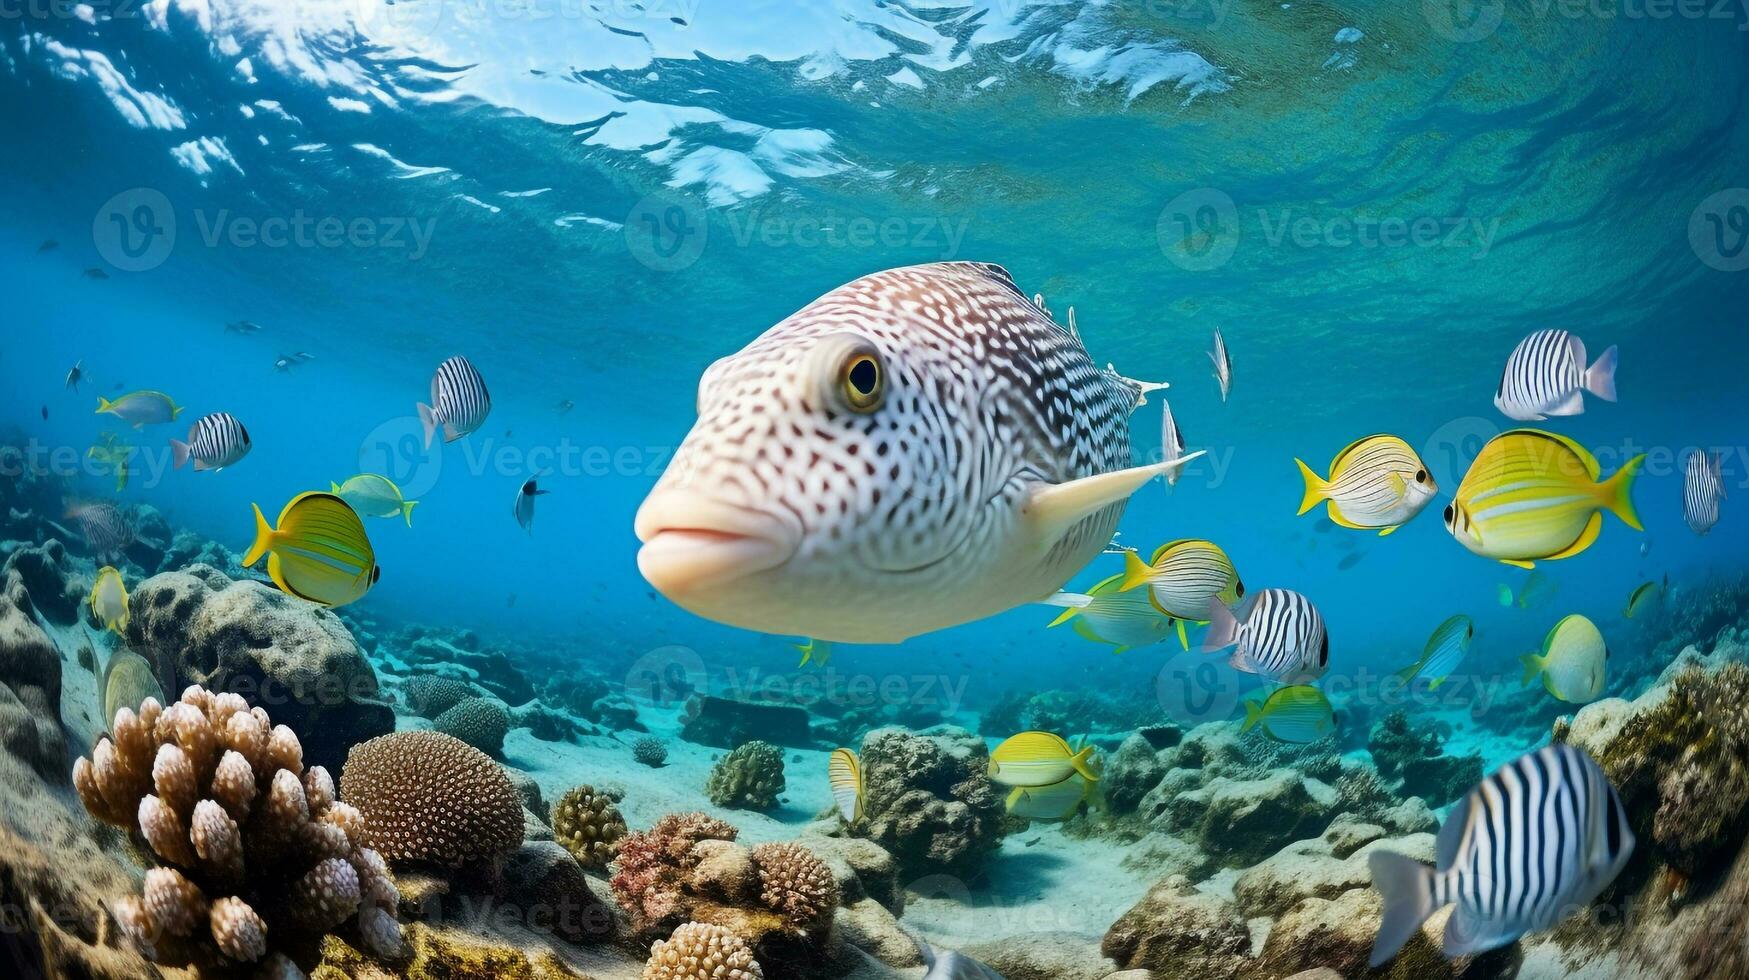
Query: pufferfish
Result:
<box><xmin>634</xmin><ymin>261</ymin><xmax>1201</xmax><ymax>643</ymax></box>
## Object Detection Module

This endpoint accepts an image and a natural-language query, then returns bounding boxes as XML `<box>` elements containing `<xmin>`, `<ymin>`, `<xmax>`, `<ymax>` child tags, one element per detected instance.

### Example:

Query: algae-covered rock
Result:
<box><xmin>705</xmin><ymin>741</ymin><xmax>787</xmax><ymax>810</ymax></box>
<box><xmin>963</xmin><ymin>931</ymin><xmax>1115</xmax><ymax>979</ymax></box>
<box><xmin>124</xmin><ymin>565</ymin><xmax>392</xmax><ymax>771</ymax></box>
<box><xmin>1367</xmin><ymin>709</ymin><xmax>1480</xmax><ymax>807</ymax></box>
<box><xmin>3</xmin><ymin>538</ymin><xmax>86</xmax><ymax>624</ymax></box>
<box><xmin>1102</xmin><ymin>874</ymin><xmax>1251</xmax><ymax>978</ymax></box>
<box><xmin>1104</xmin><ymin>732</ymin><xmax>1170</xmax><ymax>814</ymax></box>
<box><xmin>1157</xmin><ymin>769</ymin><xmax>1335</xmax><ymax>867</ymax></box>
<box><xmin>317</xmin><ymin>921</ymin><xmax>587</xmax><ymax>978</ymax></box>
<box><xmin>681</xmin><ymin>694</ymin><xmax>811</xmax><ymax>748</ymax></box>
<box><xmin>499</xmin><ymin>841</ymin><xmax>614</xmax><ymax>944</ymax></box>
<box><xmin>0</xmin><ymin>580</ymin><xmax>65</xmax><ymax>778</ymax></box>
<box><xmin>857</xmin><ymin>726</ymin><xmax>1004</xmax><ymax>882</ymax></box>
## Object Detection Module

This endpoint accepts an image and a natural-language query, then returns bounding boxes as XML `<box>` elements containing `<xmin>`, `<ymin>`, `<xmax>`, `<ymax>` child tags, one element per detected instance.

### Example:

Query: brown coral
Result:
<box><xmin>551</xmin><ymin>784</ymin><xmax>628</xmax><ymax>870</ymax></box>
<box><xmin>338</xmin><ymin>730</ymin><xmax>523</xmax><ymax>868</ymax></box>
<box><xmin>750</xmin><ymin>843</ymin><xmax>838</xmax><ymax>930</ymax></box>
<box><xmin>643</xmin><ymin>921</ymin><xmax>764</xmax><ymax>980</ymax></box>
<box><xmin>611</xmin><ymin>812</ymin><xmax>739</xmax><ymax>931</ymax></box>
<box><xmin>71</xmin><ymin>686</ymin><xmax>402</xmax><ymax>970</ymax></box>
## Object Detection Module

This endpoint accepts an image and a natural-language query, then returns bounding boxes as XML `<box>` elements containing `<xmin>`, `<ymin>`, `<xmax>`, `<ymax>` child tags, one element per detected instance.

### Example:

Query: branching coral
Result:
<box><xmin>633</xmin><ymin>735</ymin><xmax>669</xmax><ymax>768</ymax></box>
<box><xmin>552</xmin><ymin>784</ymin><xmax>628</xmax><ymax>871</ymax></box>
<box><xmin>749</xmin><ymin>843</ymin><xmax>838</xmax><ymax>931</ymax></box>
<box><xmin>338</xmin><ymin>730</ymin><xmax>524</xmax><ymax>868</ymax></box>
<box><xmin>611</xmin><ymin>812</ymin><xmax>740</xmax><ymax>931</ymax></box>
<box><xmin>72</xmin><ymin>686</ymin><xmax>402</xmax><ymax>972</ymax></box>
<box><xmin>643</xmin><ymin>921</ymin><xmax>763</xmax><ymax>980</ymax></box>
<box><xmin>704</xmin><ymin>742</ymin><xmax>785</xmax><ymax>810</ymax></box>
<box><xmin>433</xmin><ymin>696</ymin><xmax>511</xmax><ymax>756</ymax></box>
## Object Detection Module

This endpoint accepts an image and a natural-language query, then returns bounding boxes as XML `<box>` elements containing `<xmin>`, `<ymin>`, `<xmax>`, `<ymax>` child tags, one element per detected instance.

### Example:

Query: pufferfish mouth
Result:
<box><xmin>635</xmin><ymin>491</ymin><xmax>800</xmax><ymax>595</ymax></box>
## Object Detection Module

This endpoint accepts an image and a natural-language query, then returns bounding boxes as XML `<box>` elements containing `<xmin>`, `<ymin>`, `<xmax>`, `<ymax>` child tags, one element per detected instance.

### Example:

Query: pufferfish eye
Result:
<box><xmin>840</xmin><ymin>353</ymin><xmax>884</xmax><ymax>413</ymax></box>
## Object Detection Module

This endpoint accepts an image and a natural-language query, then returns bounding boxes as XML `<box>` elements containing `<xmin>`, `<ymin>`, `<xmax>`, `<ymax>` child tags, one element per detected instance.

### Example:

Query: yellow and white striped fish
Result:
<box><xmin>243</xmin><ymin>492</ymin><xmax>380</xmax><ymax>608</ymax></box>
<box><xmin>1005</xmin><ymin>772</ymin><xmax>1100</xmax><ymax>821</ymax></box>
<box><xmin>1295</xmin><ymin>434</ymin><xmax>1437</xmax><ymax>535</ymax></box>
<box><xmin>1521</xmin><ymin>614</ymin><xmax>1607</xmax><ymax>703</ymax></box>
<box><xmin>828</xmin><ymin>747</ymin><xmax>865</xmax><ymax>825</ymax></box>
<box><xmin>1043</xmin><ymin>572</ymin><xmax>1177</xmax><ymax>653</ymax></box>
<box><xmin>1115</xmin><ymin>539</ymin><xmax>1243</xmax><ymax>649</ymax></box>
<box><xmin>1445</xmin><ymin>429</ymin><xmax>1643</xmax><ymax>569</ymax></box>
<box><xmin>987</xmin><ymin>731</ymin><xmax>1099</xmax><ymax>788</ymax></box>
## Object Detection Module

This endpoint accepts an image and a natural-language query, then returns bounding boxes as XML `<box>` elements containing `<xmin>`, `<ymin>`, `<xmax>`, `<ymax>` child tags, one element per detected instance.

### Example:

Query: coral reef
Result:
<box><xmin>433</xmin><ymin>696</ymin><xmax>511</xmax><ymax>756</ymax></box>
<box><xmin>610</xmin><ymin>811</ymin><xmax>740</xmax><ymax>932</ymax></box>
<box><xmin>634</xmin><ymin>734</ymin><xmax>669</xmax><ymax>768</ymax></box>
<box><xmin>681</xmin><ymin>695</ymin><xmax>811</xmax><ymax>748</ymax></box>
<box><xmin>123</xmin><ymin>565</ymin><xmax>394</xmax><ymax>771</ymax></box>
<box><xmin>4</xmin><ymin>538</ymin><xmax>88</xmax><ymax>624</ymax></box>
<box><xmin>643</xmin><ymin>921</ymin><xmax>763</xmax><ymax>979</ymax></box>
<box><xmin>72</xmin><ymin>685</ymin><xmax>403</xmax><ymax>971</ymax></box>
<box><xmin>1102</xmin><ymin>874</ymin><xmax>1252</xmax><ymax>977</ymax></box>
<box><xmin>551</xmin><ymin>783</ymin><xmax>628</xmax><ymax>870</ymax></box>
<box><xmin>856</xmin><ymin>726</ymin><xmax>1004</xmax><ymax>881</ymax></box>
<box><xmin>0</xmin><ymin>577</ymin><xmax>66</xmax><ymax>778</ymax></box>
<box><xmin>749</xmin><ymin>842</ymin><xmax>839</xmax><ymax>930</ymax></box>
<box><xmin>396</xmin><ymin>629</ymin><xmax>535</xmax><ymax>706</ymax></box>
<box><xmin>705</xmin><ymin>741</ymin><xmax>786</xmax><ymax>810</ymax></box>
<box><xmin>1366</xmin><ymin>710</ymin><xmax>1480</xmax><ymax>807</ymax></box>
<box><xmin>316</xmin><ymin>920</ymin><xmax>589</xmax><ymax>978</ymax></box>
<box><xmin>400</xmin><ymin>675</ymin><xmax>481</xmax><ymax>720</ymax></box>
<box><xmin>339</xmin><ymin>730</ymin><xmax>524</xmax><ymax>868</ymax></box>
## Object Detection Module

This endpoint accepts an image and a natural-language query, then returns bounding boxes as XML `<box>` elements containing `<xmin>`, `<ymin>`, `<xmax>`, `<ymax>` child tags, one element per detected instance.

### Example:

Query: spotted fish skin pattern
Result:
<box><xmin>647</xmin><ymin>261</ymin><xmax>1158</xmax><ymax>642</ymax></box>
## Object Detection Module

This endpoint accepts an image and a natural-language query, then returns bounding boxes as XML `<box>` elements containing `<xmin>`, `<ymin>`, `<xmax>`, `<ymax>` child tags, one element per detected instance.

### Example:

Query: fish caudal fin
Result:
<box><xmin>1519</xmin><ymin>653</ymin><xmax>1543</xmax><ymax>687</ymax></box>
<box><xmin>95</xmin><ymin>396</ymin><xmax>111</xmax><ymax>414</ymax></box>
<box><xmin>1294</xmin><ymin>459</ymin><xmax>1326</xmax><ymax>516</ymax></box>
<box><xmin>1203</xmin><ymin>596</ymin><xmax>1239</xmax><ymax>653</ymax></box>
<box><xmin>1118</xmin><ymin>549</ymin><xmax>1154</xmax><ymax>592</ymax></box>
<box><xmin>1600</xmin><ymin>454</ymin><xmax>1645</xmax><ymax>531</ymax></box>
<box><xmin>1175</xmin><ymin>618</ymin><xmax>1190</xmax><ymax>650</ymax></box>
<box><xmin>329</xmin><ymin>481</ymin><xmax>342</xmax><ymax>493</ymax></box>
<box><xmin>170</xmin><ymin>439</ymin><xmax>191</xmax><ymax>469</ymax></box>
<box><xmin>1069</xmin><ymin>745</ymin><xmax>1100</xmax><ymax>781</ymax></box>
<box><xmin>417</xmin><ymin>402</ymin><xmax>437</xmax><ymax>449</ymax></box>
<box><xmin>1367</xmin><ymin>850</ymin><xmax>1439</xmax><ymax>967</ymax></box>
<box><xmin>1585</xmin><ymin>344</ymin><xmax>1619</xmax><ymax>402</ymax></box>
<box><xmin>242</xmin><ymin>504</ymin><xmax>275</xmax><ymax>567</ymax></box>
<box><xmin>402</xmin><ymin>500</ymin><xmax>418</xmax><ymax>527</ymax></box>
<box><xmin>1241</xmin><ymin>699</ymin><xmax>1265</xmax><ymax>732</ymax></box>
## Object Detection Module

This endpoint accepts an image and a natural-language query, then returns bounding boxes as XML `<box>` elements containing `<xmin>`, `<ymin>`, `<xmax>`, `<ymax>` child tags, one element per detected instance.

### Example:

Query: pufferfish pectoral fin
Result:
<box><xmin>1020</xmin><ymin>452</ymin><xmax>1208</xmax><ymax>548</ymax></box>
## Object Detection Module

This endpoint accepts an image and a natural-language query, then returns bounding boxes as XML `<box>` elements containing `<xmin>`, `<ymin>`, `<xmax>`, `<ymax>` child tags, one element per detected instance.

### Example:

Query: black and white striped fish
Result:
<box><xmin>1368</xmin><ymin>743</ymin><xmax>1633</xmax><ymax>965</ymax></box>
<box><xmin>170</xmin><ymin>412</ymin><xmax>251</xmax><ymax>471</ymax></box>
<box><xmin>67</xmin><ymin>503</ymin><xmax>134</xmax><ymax>562</ymax></box>
<box><xmin>1683</xmin><ymin>449</ymin><xmax>1725</xmax><ymax>536</ymax></box>
<box><xmin>418</xmin><ymin>355</ymin><xmax>492</xmax><ymax>447</ymax></box>
<box><xmin>1204</xmin><ymin>587</ymin><xmax>1327</xmax><ymax>682</ymax></box>
<box><xmin>1494</xmin><ymin>329</ymin><xmax>1618</xmax><ymax>421</ymax></box>
<box><xmin>634</xmin><ymin>262</ymin><xmax>1202</xmax><ymax>643</ymax></box>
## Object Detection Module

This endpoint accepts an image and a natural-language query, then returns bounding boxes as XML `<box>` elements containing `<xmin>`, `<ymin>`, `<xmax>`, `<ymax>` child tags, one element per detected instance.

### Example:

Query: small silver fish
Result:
<box><xmin>65</xmin><ymin>359</ymin><xmax>83</xmax><ymax>391</ymax></box>
<box><xmin>1208</xmin><ymin>326</ymin><xmax>1232</xmax><ymax>402</ymax></box>
<box><xmin>514</xmin><ymin>478</ymin><xmax>549</xmax><ymax>532</ymax></box>
<box><xmin>1160</xmin><ymin>396</ymin><xmax>1186</xmax><ymax>487</ymax></box>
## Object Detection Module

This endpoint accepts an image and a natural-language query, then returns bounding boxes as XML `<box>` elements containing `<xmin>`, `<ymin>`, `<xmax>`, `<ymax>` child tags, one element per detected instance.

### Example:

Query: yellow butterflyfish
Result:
<box><xmin>244</xmin><ymin>492</ymin><xmax>380</xmax><ymax>608</ymax></box>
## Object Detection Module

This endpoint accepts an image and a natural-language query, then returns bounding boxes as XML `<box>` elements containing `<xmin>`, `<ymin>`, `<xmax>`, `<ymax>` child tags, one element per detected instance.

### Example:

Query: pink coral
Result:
<box><xmin>610</xmin><ymin>812</ymin><xmax>739</xmax><ymax>930</ymax></box>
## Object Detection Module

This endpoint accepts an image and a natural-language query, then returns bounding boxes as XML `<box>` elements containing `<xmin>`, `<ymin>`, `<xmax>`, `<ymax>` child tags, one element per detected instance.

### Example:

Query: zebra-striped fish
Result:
<box><xmin>67</xmin><ymin>502</ymin><xmax>134</xmax><ymax>562</ymax></box>
<box><xmin>1043</xmin><ymin>571</ymin><xmax>1178</xmax><ymax>654</ymax></box>
<box><xmin>1161</xmin><ymin>397</ymin><xmax>1186</xmax><ymax>487</ymax></box>
<box><xmin>1116</xmin><ymin>539</ymin><xmax>1243</xmax><ymax>649</ymax></box>
<box><xmin>170</xmin><ymin>412</ymin><xmax>251</xmax><ymax>471</ymax></box>
<box><xmin>1494</xmin><ymin>329</ymin><xmax>1618</xmax><ymax>421</ymax></box>
<box><xmin>418</xmin><ymin>355</ymin><xmax>491</xmax><ymax>448</ymax></box>
<box><xmin>1445</xmin><ymin>429</ymin><xmax>1642</xmax><ymax>569</ymax></box>
<box><xmin>1368</xmin><ymin>743</ymin><xmax>1633</xmax><ymax>965</ymax></box>
<box><xmin>1208</xmin><ymin>326</ymin><xmax>1232</xmax><ymax>402</ymax></box>
<box><xmin>634</xmin><ymin>262</ymin><xmax>1203</xmax><ymax>643</ymax></box>
<box><xmin>1204</xmin><ymin>588</ymin><xmax>1329</xmax><ymax>682</ymax></box>
<box><xmin>1295</xmin><ymin>434</ymin><xmax>1437</xmax><ymax>535</ymax></box>
<box><xmin>1683</xmin><ymin>449</ymin><xmax>1724</xmax><ymax>536</ymax></box>
<box><xmin>1394</xmin><ymin>614</ymin><xmax>1475</xmax><ymax>689</ymax></box>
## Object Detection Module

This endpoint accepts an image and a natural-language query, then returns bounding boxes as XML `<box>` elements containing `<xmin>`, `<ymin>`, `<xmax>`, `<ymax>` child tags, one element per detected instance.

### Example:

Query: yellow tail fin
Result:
<box><xmin>1600</xmin><ymin>453</ymin><xmax>1645</xmax><ymax>531</ymax></box>
<box><xmin>1519</xmin><ymin>653</ymin><xmax>1543</xmax><ymax>687</ymax></box>
<box><xmin>242</xmin><ymin>503</ymin><xmax>275</xmax><ymax>567</ymax></box>
<box><xmin>1118</xmin><ymin>549</ymin><xmax>1153</xmax><ymax>592</ymax></box>
<box><xmin>1294</xmin><ymin>458</ymin><xmax>1327</xmax><ymax>516</ymax></box>
<box><xmin>95</xmin><ymin>396</ymin><xmax>112</xmax><ymax>414</ymax></box>
<box><xmin>402</xmin><ymin>500</ymin><xmax>418</xmax><ymax>527</ymax></box>
<box><xmin>1241</xmin><ymin>699</ymin><xmax>1265</xmax><ymax>732</ymax></box>
<box><xmin>1069</xmin><ymin>745</ymin><xmax>1099</xmax><ymax>781</ymax></box>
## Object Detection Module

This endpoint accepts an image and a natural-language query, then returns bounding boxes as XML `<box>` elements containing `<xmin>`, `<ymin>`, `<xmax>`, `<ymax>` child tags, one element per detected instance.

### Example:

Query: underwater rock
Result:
<box><xmin>3</xmin><ymin>538</ymin><xmax>87</xmax><ymax>625</ymax></box>
<box><xmin>404</xmin><ymin>634</ymin><xmax>534</xmax><ymax>706</ymax></box>
<box><xmin>0</xmin><ymin>582</ymin><xmax>65</xmax><ymax>779</ymax></box>
<box><xmin>797</xmin><ymin>831</ymin><xmax>903</xmax><ymax>913</ymax></box>
<box><xmin>401</xmin><ymin>675</ymin><xmax>483</xmax><ymax>719</ymax></box>
<box><xmin>514</xmin><ymin>700</ymin><xmax>588</xmax><ymax>743</ymax></box>
<box><xmin>1156</xmin><ymin>769</ymin><xmax>1336</xmax><ymax>868</ymax></box>
<box><xmin>1367</xmin><ymin>710</ymin><xmax>1480</xmax><ymax>808</ymax></box>
<box><xmin>156</xmin><ymin>529</ymin><xmax>252</xmax><ymax>579</ymax></box>
<box><xmin>593</xmin><ymin>691</ymin><xmax>645</xmax><ymax>731</ymax></box>
<box><xmin>124</xmin><ymin>565</ymin><xmax>394</xmax><ymax>772</ymax></box>
<box><xmin>1562</xmin><ymin>654</ymin><xmax>1749</xmax><ymax>875</ymax></box>
<box><xmin>1104</xmin><ymin>732</ymin><xmax>1171</xmax><ymax>814</ymax></box>
<box><xmin>1102</xmin><ymin>873</ymin><xmax>1252</xmax><ymax>978</ymax></box>
<box><xmin>1234</xmin><ymin>831</ymin><xmax>1435</xmax><ymax>920</ymax></box>
<box><xmin>539</xmin><ymin>671</ymin><xmax>611</xmax><ymax>720</ymax></box>
<box><xmin>551</xmin><ymin>783</ymin><xmax>628</xmax><ymax>871</ymax></box>
<box><xmin>633</xmin><ymin>734</ymin><xmax>670</xmax><ymax>767</ymax></box>
<box><xmin>499</xmin><ymin>841</ymin><xmax>614</xmax><ymax>944</ymax></box>
<box><xmin>1251</xmin><ymin>882</ymin><xmax>1514</xmax><ymax>979</ymax></box>
<box><xmin>963</xmin><ymin>932</ymin><xmax>1115</xmax><ymax>980</ymax></box>
<box><xmin>316</xmin><ymin>920</ymin><xmax>588</xmax><ymax>979</ymax></box>
<box><xmin>340</xmin><ymin>730</ymin><xmax>525</xmax><ymax>869</ymax></box>
<box><xmin>73</xmin><ymin>685</ymin><xmax>405</xmax><ymax>969</ymax></box>
<box><xmin>681</xmin><ymin>694</ymin><xmax>811</xmax><ymax>749</ymax></box>
<box><xmin>834</xmin><ymin>897</ymin><xmax>920</xmax><ymax>969</ymax></box>
<box><xmin>856</xmin><ymin>726</ymin><xmax>1004</xmax><ymax>882</ymax></box>
<box><xmin>505</xmin><ymin>766</ymin><xmax>546</xmax><ymax>816</ymax></box>
<box><xmin>705</xmin><ymin>740</ymin><xmax>787</xmax><ymax>810</ymax></box>
<box><xmin>434</xmin><ymin>696</ymin><xmax>512</xmax><ymax>756</ymax></box>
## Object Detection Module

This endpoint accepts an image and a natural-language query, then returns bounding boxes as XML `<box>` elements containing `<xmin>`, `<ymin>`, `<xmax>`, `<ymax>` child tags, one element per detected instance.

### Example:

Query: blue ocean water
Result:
<box><xmin>3</xmin><ymin>2</ymin><xmax>1748</xmax><ymax>742</ymax></box>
